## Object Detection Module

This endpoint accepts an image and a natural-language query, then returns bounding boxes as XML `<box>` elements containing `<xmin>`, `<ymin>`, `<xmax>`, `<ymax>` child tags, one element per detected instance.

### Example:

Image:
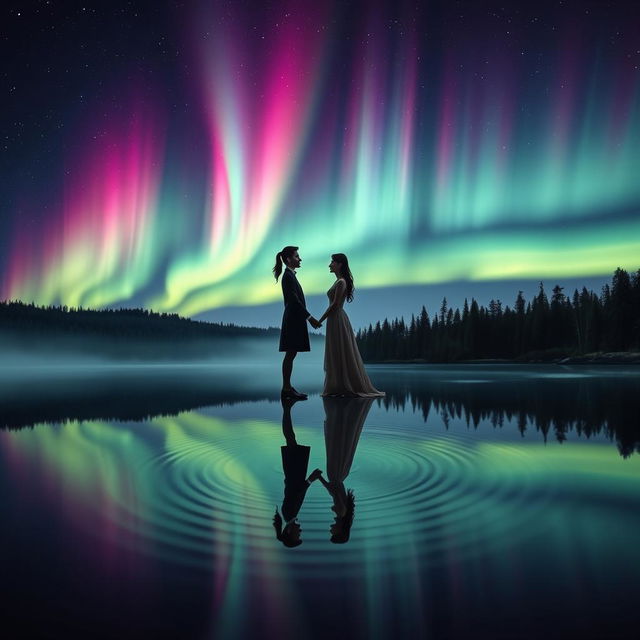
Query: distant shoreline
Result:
<box><xmin>365</xmin><ymin>352</ymin><xmax>640</xmax><ymax>365</ymax></box>
<box><xmin>2</xmin><ymin>300</ymin><xmax>639</xmax><ymax>365</ymax></box>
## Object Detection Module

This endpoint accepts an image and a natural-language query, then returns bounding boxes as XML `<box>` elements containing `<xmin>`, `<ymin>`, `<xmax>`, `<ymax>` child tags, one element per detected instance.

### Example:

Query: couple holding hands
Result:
<box><xmin>272</xmin><ymin>245</ymin><xmax>385</xmax><ymax>399</ymax></box>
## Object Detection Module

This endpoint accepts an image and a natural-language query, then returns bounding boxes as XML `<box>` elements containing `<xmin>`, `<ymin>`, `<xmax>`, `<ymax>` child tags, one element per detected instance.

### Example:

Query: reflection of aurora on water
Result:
<box><xmin>2</xmin><ymin>368</ymin><xmax>640</xmax><ymax>638</ymax></box>
<box><xmin>1</xmin><ymin>392</ymin><xmax>638</xmax><ymax>640</ymax></box>
<box><xmin>2</xmin><ymin>365</ymin><xmax>639</xmax><ymax>456</ymax></box>
<box><xmin>2</xmin><ymin>2</ymin><xmax>640</xmax><ymax>316</ymax></box>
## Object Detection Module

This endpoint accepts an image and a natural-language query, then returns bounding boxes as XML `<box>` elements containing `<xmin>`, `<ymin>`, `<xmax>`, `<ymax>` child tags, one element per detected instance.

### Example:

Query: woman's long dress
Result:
<box><xmin>323</xmin><ymin>397</ymin><xmax>373</xmax><ymax>483</ymax></box>
<box><xmin>322</xmin><ymin>279</ymin><xmax>385</xmax><ymax>397</ymax></box>
<box><xmin>322</xmin><ymin>397</ymin><xmax>374</xmax><ymax>511</ymax></box>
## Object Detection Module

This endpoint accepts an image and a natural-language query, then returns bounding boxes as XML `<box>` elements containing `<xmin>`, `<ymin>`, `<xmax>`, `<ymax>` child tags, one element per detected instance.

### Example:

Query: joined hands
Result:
<box><xmin>309</xmin><ymin>317</ymin><xmax>322</xmax><ymax>329</ymax></box>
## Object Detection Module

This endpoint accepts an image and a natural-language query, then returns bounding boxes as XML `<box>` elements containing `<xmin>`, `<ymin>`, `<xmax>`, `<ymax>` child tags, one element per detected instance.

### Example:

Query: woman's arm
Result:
<box><xmin>306</xmin><ymin>468</ymin><xmax>323</xmax><ymax>484</ymax></box>
<box><xmin>318</xmin><ymin>279</ymin><xmax>346</xmax><ymax>324</ymax></box>
<box><xmin>317</xmin><ymin>473</ymin><xmax>337</xmax><ymax>497</ymax></box>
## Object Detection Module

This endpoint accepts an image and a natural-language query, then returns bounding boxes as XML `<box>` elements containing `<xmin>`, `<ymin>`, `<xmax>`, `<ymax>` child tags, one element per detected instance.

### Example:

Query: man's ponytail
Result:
<box><xmin>273</xmin><ymin>252</ymin><xmax>284</xmax><ymax>281</ymax></box>
<box><xmin>273</xmin><ymin>246</ymin><xmax>299</xmax><ymax>282</ymax></box>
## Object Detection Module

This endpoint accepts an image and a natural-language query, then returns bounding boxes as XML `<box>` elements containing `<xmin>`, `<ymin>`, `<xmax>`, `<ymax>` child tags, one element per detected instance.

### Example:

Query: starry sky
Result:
<box><xmin>1</xmin><ymin>0</ymin><xmax>639</xmax><ymax>328</ymax></box>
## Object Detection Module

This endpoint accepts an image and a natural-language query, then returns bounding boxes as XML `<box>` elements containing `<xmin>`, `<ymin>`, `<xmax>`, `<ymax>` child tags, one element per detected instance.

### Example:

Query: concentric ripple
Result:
<box><xmin>99</xmin><ymin>416</ymin><xmax>558</xmax><ymax>576</ymax></box>
<box><xmin>348</xmin><ymin>428</ymin><xmax>556</xmax><ymax>562</ymax></box>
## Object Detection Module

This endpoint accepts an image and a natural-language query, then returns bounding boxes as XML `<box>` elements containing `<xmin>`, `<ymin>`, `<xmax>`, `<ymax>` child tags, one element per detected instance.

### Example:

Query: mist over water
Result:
<box><xmin>0</xmin><ymin>333</ymin><xmax>326</xmax><ymax>369</ymax></box>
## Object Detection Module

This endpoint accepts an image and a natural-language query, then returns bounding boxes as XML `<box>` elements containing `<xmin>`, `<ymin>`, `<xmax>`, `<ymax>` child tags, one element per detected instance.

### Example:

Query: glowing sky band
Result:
<box><xmin>3</xmin><ymin>6</ymin><xmax>639</xmax><ymax>315</ymax></box>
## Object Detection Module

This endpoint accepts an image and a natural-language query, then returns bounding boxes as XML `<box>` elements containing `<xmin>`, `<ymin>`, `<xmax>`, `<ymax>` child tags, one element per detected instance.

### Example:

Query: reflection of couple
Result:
<box><xmin>273</xmin><ymin>396</ymin><xmax>374</xmax><ymax>547</ymax></box>
<box><xmin>273</xmin><ymin>245</ymin><xmax>385</xmax><ymax>399</ymax></box>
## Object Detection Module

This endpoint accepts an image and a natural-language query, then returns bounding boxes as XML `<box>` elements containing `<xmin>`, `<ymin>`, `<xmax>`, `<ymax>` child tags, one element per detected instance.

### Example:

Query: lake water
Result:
<box><xmin>1</xmin><ymin>363</ymin><xmax>639</xmax><ymax>639</ymax></box>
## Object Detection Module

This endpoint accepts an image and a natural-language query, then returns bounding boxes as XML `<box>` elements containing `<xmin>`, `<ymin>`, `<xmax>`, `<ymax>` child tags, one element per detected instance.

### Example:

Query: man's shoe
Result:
<box><xmin>281</xmin><ymin>388</ymin><xmax>307</xmax><ymax>400</ymax></box>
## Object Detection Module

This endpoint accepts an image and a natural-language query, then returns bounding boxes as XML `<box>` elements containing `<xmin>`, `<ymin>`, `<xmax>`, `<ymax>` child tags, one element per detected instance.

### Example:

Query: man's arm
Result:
<box><xmin>282</xmin><ymin>272</ymin><xmax>310</xmax><ymax>317</ymax></box>
<box><xmin>283</xmin><ymin>272</ymin><xmax>319</xmax><ymax>327</ymax></box>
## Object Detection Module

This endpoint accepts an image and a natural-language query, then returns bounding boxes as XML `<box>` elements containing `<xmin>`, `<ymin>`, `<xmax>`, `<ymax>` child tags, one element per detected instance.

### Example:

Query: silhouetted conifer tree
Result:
<box><xmin>354</xmin><ymin>267</ymin><xmax>639</xmax><ymax>362</ymax></box>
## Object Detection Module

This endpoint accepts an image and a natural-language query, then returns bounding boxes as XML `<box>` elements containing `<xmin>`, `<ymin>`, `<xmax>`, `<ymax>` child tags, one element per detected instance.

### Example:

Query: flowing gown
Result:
<box><xmin>323</xmin><ymin>397</ymin><xmax>374</xmax><ymax>483</ymax></box>
<box><xmin>322</xmin><ymin>279</ymin><xmax>385</xmax><ymax>397</ymax></box>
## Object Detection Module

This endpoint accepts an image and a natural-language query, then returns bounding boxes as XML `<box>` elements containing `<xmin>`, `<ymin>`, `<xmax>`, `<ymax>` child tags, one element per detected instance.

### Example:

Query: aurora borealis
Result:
<box><xmin>2</xmin><ymin>1</ymin><xmax>639</xmax><ymax>322</ymax></box>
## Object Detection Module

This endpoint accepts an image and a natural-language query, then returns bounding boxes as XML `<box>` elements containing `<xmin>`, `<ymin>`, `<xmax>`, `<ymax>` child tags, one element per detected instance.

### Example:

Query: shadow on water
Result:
<box><xmin>1</xmin><ymin>363</ymin><xmax>639</xmax><ymax>457</ymax></box>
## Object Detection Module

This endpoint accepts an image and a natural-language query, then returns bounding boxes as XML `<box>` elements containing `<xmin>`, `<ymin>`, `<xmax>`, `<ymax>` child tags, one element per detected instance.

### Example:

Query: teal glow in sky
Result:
<box><xmin>1</xmin><ymin>1</ymin><xmax>639</xmax><ymax>319</ymax></box>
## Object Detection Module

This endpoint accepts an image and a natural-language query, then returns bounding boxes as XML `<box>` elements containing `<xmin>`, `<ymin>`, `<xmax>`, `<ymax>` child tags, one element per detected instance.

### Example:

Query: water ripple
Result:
<box><xmin>106</xmin><ymin>424</ymin><xmax>556</xmax><ymax>574</ymax></box>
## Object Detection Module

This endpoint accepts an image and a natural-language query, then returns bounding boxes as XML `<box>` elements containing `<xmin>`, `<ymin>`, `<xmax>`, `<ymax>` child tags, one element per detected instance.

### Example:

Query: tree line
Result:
<box><xmin>0</xmin><ymin>300</ymin><xmax>278</xmax><ymax>340</ymax></box>
<box><xmin>356</xmin><ymin>267</ymin><xmax>640</xmax><ymax>362</ymax></box>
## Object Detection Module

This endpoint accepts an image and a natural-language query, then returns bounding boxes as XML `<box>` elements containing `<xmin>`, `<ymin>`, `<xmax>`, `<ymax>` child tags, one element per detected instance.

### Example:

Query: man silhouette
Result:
<box><xmin>272</xmin><ymin>246</ymin><xmax>320</xmax><ymax>399</ymax></box>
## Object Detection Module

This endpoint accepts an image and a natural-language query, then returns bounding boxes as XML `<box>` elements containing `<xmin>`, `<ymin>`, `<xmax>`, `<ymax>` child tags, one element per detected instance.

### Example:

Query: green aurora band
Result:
<box><xmin>3</xmin><ymin>4</ymin><xmax>639</xmax><ymax>315</ymax></box>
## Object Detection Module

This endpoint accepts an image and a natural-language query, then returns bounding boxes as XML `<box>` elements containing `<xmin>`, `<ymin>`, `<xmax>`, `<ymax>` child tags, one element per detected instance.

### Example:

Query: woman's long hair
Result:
<box><xmin>273</xmin><ymin>508</ymin><xmax>302</xmax><ymax>548</ymax></box>
<box><xmin>330</xmin><ymin>489</ymin><xmax>355</xmax><ymax>544</ymax></box>
<box><xmin>332</xmin><ymin>253</ymin><xmax>354</xmax><ymax>302</ymax></box>
<box><xmin>273</xmin><ymin>246</ymin><xmax>299</xmax><ymax>282</ymax></box>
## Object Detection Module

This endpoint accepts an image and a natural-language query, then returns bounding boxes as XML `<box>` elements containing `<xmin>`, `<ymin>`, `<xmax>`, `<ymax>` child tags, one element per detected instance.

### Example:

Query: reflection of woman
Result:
<box><xmin>318</xmin><ymin>254</ymin><xmax>384</xmax><ymax>397</ymax></box>
<box><xmin>318</xmin><ymin>397</ymin><xmax>373</xmax><ymax>543</ymax></box>
<box><xmin>273</xmin><ymin>397</ymin><xmax>321</xmax><ymax>547</ymax></box>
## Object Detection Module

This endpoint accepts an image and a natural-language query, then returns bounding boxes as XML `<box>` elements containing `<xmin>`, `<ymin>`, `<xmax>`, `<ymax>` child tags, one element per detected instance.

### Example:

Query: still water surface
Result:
<box><xmin>1</xmin><ymin>364</ymin><xmax>639</xmax><ymax>639</ymax></box>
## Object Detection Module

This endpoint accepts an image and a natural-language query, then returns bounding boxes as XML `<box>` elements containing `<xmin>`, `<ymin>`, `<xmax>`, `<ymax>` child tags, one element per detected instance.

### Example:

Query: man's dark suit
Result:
<box><xmin>280</xmin><ymin>397</ymin><xmax>312</xmax><ymax>521</ymax></box>
<box><xmin>279</xmin><ymin>267</ymin><xmax>310</xmax><ymax>352</ymax></box>
<box><xmin>280</xmin><ymin>443</ymin><xmax>311</xmax><ymax>521</ymax></box>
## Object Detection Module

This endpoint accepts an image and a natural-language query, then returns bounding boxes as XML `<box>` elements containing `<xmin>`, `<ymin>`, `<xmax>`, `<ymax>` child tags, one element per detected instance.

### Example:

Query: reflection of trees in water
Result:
<box><xmin>0</xmin><ymin>371</ymin><xmax>277</xmax><ymax>430</ymax></box>
<box><xmin>379</xmin><ymin>375</ymin><xmax>640</xmax><ymax>458</ymax></box>
<box><xmin>0</xmin><ymin>391</ymin><xmax>277</xmax><ymax>431</ymax></box>
<box><xmin>2</xmin><ymin>368</ymin><xmax>638</xmax><ymax>458</ymax></box>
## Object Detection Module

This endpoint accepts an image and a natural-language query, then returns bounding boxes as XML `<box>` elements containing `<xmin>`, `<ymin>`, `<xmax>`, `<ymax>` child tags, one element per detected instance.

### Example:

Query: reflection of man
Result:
<box><xmin>273</xmin><ymin>397</ymin><xmax>321</xmax><ymax>547</ymax></box>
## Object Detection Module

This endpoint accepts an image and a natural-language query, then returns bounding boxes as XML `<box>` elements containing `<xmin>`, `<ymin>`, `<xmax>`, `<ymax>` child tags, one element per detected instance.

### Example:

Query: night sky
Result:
<box><xmin>2</xmin><ymin>0</ymin><xmax>639</xmax><ymax>328</ymax></box>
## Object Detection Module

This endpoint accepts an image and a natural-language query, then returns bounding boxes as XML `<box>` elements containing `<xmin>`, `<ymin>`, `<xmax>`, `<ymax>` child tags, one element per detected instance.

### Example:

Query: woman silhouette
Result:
<box><xmin>318</xmin><ymin>253</ymin><xmax>384</xmax><ymax>397</ymax></box>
